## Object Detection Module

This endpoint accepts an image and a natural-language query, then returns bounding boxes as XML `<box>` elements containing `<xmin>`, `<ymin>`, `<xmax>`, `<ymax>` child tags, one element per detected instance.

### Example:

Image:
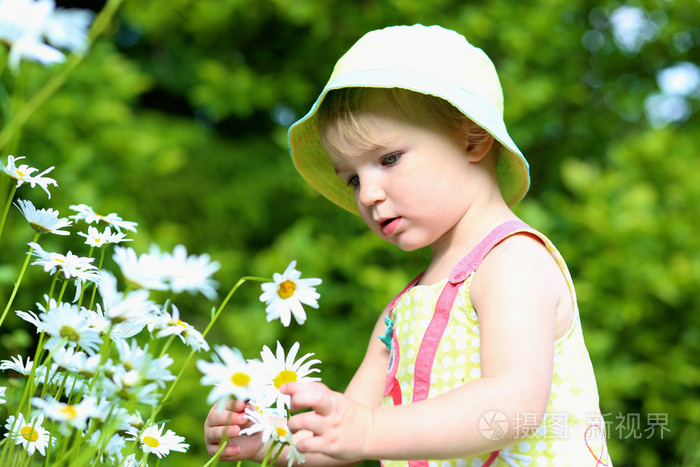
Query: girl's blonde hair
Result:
<box><xmin>317</xmin><ymin>87</ymin><xmax>501</xmax><ymax>156</ymax></box>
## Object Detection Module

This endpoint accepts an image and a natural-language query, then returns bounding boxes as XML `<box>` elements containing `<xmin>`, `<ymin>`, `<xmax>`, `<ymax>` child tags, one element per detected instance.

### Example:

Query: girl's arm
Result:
<box><xmin>283</xmin><ymin>234</ymin><xmax>561</xmax><ymax>461</ymax></box>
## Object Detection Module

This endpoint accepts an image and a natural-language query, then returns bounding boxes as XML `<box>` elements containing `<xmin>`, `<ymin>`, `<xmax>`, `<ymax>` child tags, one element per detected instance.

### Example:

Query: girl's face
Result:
<box><xmin>328</xmin><ymin>109</ymin><xmax>485</xmax><ymax>253</ymax></box>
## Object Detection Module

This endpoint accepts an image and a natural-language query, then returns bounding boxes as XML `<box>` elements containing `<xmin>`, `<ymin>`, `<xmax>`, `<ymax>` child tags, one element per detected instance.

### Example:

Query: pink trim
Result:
<box><xmin>483</xmin><ymin>451</ymin><xmax>500</xmax><ymax>466</ymax></box>
<box><xmin>384</xmin><ymin>332</ymin><xmax>402</xmax><ymax>405</ymax></box>
<box><xmin>408</xmin><ymin>461</ymin><xmax>428</xmax><ymax>467</ymax></box>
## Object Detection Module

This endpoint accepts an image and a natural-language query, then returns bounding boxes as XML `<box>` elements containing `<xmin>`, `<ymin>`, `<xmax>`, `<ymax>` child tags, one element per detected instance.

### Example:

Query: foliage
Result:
<box><xmin>1</xmin><ymin>0</ymin><xmax>698</xmax><ymax>465</ymax></box>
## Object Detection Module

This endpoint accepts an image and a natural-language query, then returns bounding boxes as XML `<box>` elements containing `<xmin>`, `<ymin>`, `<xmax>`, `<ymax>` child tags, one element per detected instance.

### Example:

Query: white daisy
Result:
<box><xmin>0</xmin><ymin>155</ymin><xmax>57</xmax><ymax>197</ymax></box>
<box><xmin>0</xmin><ymin>386</ymin><xmax>6</xmax><ymax>404</ymax></box>
<box><xmin>16</xmin><ymin>199</ymin><xmax>72</xmax><ymax>235</ymax></box>
<box><xmin>36</xmin><ymin>300</ymin><xmax>101</xmax><ymax>355</ymax></box>
<box><xmin>197</xmin><ymin>345</ymin><xmax>267</xmax><ymax>405</ymax></box>
<box><xmin>101</xmin><ymin>369</ymin><xmax>161</xmax><ymax>406</ymax></box>
<box><xmin>256</xmin><ymin>341</ymin><xmax>321</xmax><ymax>411</ymax></box>
<box><xmin>121</xmin><ymin>453</ymin><xmax>147</xmax><ymax>467</ymax></box>
<box><xmin>89</xmin><ymin>399</ymin><xmax>134</xmax><ymax>431</ymax></box>
<box><xmin>84</xmin><ymin>303</ymin><xmax>147</xmax><ymax>344</ymax></box>
<box><xmin>97</xmin><ymin>270</ymin><xmax>156</xmax><ymax>324</ymax></box>
<box><xmin>108</xmin><ymin>318</ymin><xmax>148</xmax><ymax>343</ymax></box>
<box><xmin>0</xmin><ymin>354</ymin><xmax>33</xmax><ymax>375</ymax></box>
<box><xmin>126</xmin><ymin>422</ymin><xmax>189</xmax><ymax>459</ymax></box>
<box><xmin>76</xmin><ymin>353</ymin><xmax>108</xmax><ymax>378</ymax></box>
<box><xmin>69</xmin><ymin>204</ymin><xmax>138</xmax><ymax>233</ymax></box>
<box><xmin>112</xmin><ymin>246</ymin><xmax>168</xmax><ymax>291</ymax></box>
<box><xmin>114</xmin><ymin>339</ymin><xmax>175</xmax><ymax>388</ymax></box>
<box><xmin>3</xmin><ymin>413</ymin><xmax>55</xmax><ymax>456</ymax></box>
<box><xmin>155</xmin><ymin>303</ymin><xmax>209</xmax><ymax>352</ymax></box>
<box><xmin>86</xmin><ymin>430</ymin><xmax>126</xmax><ymax>465</ymax></box>
<box><xmin>28</xmin><ymin>242</ymin><xmax>101</xmax><ymax>301</ymax></box>
<box><xmin>42</xmin><ymin>3</ymin><xmax>93</xmax><ymax>53</ymax></box>
<box><xmin>28</xmin><ymin>242</ymin><xmax>99</xmax><ymax>279</ymax></box>
<box><xmin>0</xmin><ymin>0</ymin><xmax>93</xmax><ymax>71</ymax></box>
<box><xmin>161</xmin><ymin>244</ymin><xmax>220</xmax><ymax>299</ymax></box>
<box><xmin>16</xmin><ymin>308</ymin><xmax>42</xmax><ymax>330</ymax></box>
<box><xmin>240</xmin><ymin>405</ymin><xmax>286</xmax><ymax>443</ymax></box>
<box><xmin>259</xmin><ymin>261</ymin><xmax>322</xmax><ymax>326</ymax></box>
<box><xmin>285</xmin><ymin>438</ymin><xmax>305</xmax><ymax>467</ymax></box>
<box><xmin>78</xmin><ymin>225</ymin><xmax>132</xmax><ymax>247</ymax></box>
<box><xmin>32</xmin><ymin>395</ymin><xmax>99</xmax><ymax>432</ymax></box>
<box><xmin>51</xmin><ymin>346</ymin><xmax>85</xmax><ymax>372</ymax></box>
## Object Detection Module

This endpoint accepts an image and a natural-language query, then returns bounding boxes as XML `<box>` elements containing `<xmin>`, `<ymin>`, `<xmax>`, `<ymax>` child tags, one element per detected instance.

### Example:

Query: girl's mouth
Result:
<box><xmin>380</xmin><ymin>217</ymin><xmax>400</xmax><ymax>236</ymax></box>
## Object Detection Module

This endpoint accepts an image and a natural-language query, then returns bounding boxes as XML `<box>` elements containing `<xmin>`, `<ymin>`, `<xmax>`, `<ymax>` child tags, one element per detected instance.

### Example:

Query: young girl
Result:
<box><xmin>205</xmin><ymin>24</ymin><xmax>611</xmax><ymax>466</ymax></box>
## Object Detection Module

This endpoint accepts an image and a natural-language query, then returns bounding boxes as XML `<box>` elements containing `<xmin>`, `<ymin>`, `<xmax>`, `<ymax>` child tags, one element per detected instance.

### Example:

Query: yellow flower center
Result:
<box><xmin>17</xmin><ymin>169</ymin><xmax>26</xmax><ymax>177</ymax></box>
<box><xmin>20</xmin><ymin>426</ymin><xmax>39</xmax><ymax>442</ymax></box>
<box><xmin>273</xmin><ymin>370</ymin><xmax>297</xmax><ymax>389</ymax></box>
<box><xmin>277</xmin><ymin>280</ymin><xmax>296</xmax><ymax>299</ymax></box>
<box><xmin>275</xmin><ymin>426</ymin><xmax>288</xmax><ymax>438</ymax></box>
<box><xmin>231</xmin><ymin>372</ymin><xmax>251</xmax><ymax>387</ymax></box>
<box><xmin>59</xmin><ymin>325</ymin><xmax>80</xmax><ymax>343</ymax></box>
<box><xmin>60</xmin><ymin>405</ymin><xmax>78</xmax><ymax>420</ymax></box>
<box><xmin>143</xmin><ymin>435</ymin><xmax>160</xmax><ymax>448</ymax></box>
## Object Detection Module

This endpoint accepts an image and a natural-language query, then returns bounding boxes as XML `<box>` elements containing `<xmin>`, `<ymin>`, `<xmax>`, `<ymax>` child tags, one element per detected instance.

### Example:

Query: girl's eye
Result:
<box><xmin>381</xmin><ymin>153</ymin><xmax>401</xmax><ymax>166</ymax></box>
<box><xmin>346</xmin><ymin>175</ymin><xmax>360</xmax><ymax>187</ymax></box>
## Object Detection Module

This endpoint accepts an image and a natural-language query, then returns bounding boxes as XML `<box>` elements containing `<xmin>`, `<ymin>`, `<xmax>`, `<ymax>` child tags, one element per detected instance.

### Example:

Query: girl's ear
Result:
<box><xmin>461</xmin><ymin>123</ymin><xmax>494</xmax><ymax>163</ymax></box>
<box><xmin>465</xmin><ymin>136</ymin><xmax>493</xmax><ymax>162</ymax></box>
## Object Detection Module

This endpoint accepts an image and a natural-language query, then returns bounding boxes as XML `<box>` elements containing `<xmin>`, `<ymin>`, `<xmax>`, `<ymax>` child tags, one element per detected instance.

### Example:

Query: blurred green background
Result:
<box><xmin>1</xmin><ymin>0</ymin><xmax>699</xmax><ymax>465</ymax></box>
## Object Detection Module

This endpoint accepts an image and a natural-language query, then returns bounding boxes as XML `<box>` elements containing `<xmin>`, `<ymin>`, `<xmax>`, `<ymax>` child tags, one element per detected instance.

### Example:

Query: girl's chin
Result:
<box><xmin>387</xmin><ymin>236</ymin><xmax>427</xmax><ymax>252</ymax></box>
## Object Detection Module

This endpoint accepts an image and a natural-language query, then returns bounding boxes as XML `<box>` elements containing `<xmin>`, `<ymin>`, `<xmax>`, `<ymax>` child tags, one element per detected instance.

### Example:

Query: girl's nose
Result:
<box><xmin>357</xmin><ymin>176</ymin><xmax>386</xmax><ymax>207</ymax></box>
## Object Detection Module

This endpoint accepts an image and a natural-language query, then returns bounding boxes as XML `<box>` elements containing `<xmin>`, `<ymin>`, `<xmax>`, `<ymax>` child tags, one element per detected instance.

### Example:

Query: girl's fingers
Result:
<box><xmin>207</xmin><ymin>439</ymin><xmax>241</xmax><ymax>459</ymax></box>
<box><xmin>282</xmin><ymin>381</ymin><xmax>336</xmax><ymax>415</ymax></box>
<box><xmin>204</xmin><ymin>423</ymin><xmax>240</xmax><ymax>444</ymax></box>
<box><xmin>206</xmin><ymin>402</ymin><xmax>250</xmax><ymax>427</ymax></box>
<box><xmin>295</xmin><ymin>434</ymin><xmax>328</xmax><ymax>454</ymax></box>
<box><xmin>288</xmin><ymin>410</ymin><xmax>325</xmax><ymax>435</ymax></box>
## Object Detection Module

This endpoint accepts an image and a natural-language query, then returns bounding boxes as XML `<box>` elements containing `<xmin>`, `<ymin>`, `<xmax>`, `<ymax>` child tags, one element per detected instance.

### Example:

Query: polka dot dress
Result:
<box><xmin>380</xmin><ymin>224</ymin><xmax>611</xmax><ymax>467</ymax></box>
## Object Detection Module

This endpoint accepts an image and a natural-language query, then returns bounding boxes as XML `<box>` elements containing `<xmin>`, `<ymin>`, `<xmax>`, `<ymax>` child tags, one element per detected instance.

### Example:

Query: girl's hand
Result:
<box><xmin>203</xmin><ymin>399</ymin><xmax>263</xmax><ymax>461</ymax></box>
<box><xmin>282</xmin><ymin>381</ymin><xmax>372</xmax><ymax>461</ymax></box>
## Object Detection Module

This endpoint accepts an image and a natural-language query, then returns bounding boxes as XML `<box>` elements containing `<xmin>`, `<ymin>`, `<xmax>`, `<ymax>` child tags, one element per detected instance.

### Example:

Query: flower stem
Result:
<box><xmin>202</xmin><ymin>442</ymin><xmax>227</xmax><ymax>467</ymax></box>
<box><xmin>86</xmin><ymin>247</ymin><xmax>106</xmax><ymax>310</ymax></box>
<box><xmin>271</xmin><ymin>443</ymin><xmax>285</xmax><ymax>465</ymax></box>
<box><xmin>260</xmin><ymin>442</ymin><xmax>278</xmax><ymax>467</ymax></box>
<box><xmin>158</xmin><ymin>334</ymin><xmax>176</xmax><ymax>358</ymax></box>
<box><xmin>202</xmin><ymin>276</ymin><xmax>269</xmax><ymax>338</ymax></box>
<box><xmin>0</xmin><ymin>231</ymin><xmax>40</xmax><ymax>329</ymax></box>
<box><xmin>0</xmin><ymin>183</ymin><xmax>16</xmax><ymax>243</ymax></box>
